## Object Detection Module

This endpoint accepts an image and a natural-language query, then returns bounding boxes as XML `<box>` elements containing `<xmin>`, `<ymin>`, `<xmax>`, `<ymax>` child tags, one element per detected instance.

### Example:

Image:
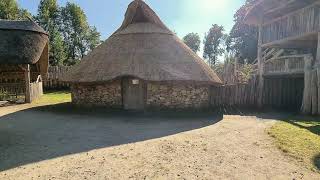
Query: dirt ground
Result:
<box><xmin>0</xmin><ymin>104</ymin><xmax>319</xmax><ymax>180</ymax></box>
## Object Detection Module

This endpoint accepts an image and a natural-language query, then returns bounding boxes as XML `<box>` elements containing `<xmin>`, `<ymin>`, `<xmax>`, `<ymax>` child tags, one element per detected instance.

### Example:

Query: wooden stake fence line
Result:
<box><xmin>210</xmin><ymin>75</ymin><xmax>304</xmax><ymax>111</ymax></box>
<box><xmin>44</xmin><ymin>66</ymin><xmax>70</xmax><ymax>90</ymax></box>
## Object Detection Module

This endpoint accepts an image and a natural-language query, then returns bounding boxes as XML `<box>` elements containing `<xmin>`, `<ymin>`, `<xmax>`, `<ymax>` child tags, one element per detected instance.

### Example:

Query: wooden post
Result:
<box><xmin>317</xmin><ymin>66</ymin><xmax>320</xmax><ymax>115</ymax></box>
<box><xmin>316</xmin><ymin>33</ymin><xmax>320</xmax><ymax>115</ymax></box>
<box><xmin>234</xmin><ymin>56</ymin><xmax>239</xmax><ymax>105</ymax></box>
<box><xmin>311</xmin><ymin>70</ymin><xmax>318</xmax><ymax>115</ymax></box>
<box><xmin>284</xmin><ymin>59</ymin><xmax>289</xmax><ymax>73</ymax></box>
<box><xmin>257</xmin><ymin>23</ymin><xmax>264</xmax><ymax>107</ymax></box>
<box><xmin>234</xmin><ymin>56</ymin><xmax>238</xmax><ymax>83</ymax></box>
<box><xmin>25</xmin><ymin>64</ymin><xmax>31</xmax><ymax>103</ymax></box>
<box><xmin>301</xmin><ymin>55</ymin><xmax>313</xmax><ymax>114</ymax></box>
<box><xmin>316</xmin><ymin>32</ymin><xmax>320</xmax><ymax>65</ymax></box>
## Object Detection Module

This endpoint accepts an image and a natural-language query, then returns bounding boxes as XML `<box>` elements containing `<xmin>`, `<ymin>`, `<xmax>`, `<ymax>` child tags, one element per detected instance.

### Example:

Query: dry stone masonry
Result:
<box><xmin>146</xmin><ymin>83</ymin><xmax>210</xmax><ymax>109</ymax></box>
<box><xmin>71</xmin><ymin>81</ymin><xmax>211</xmax><ymax>109</ymax></box>
<box><xmin>71</xmin><ymin>80</ymin><xmax>122</xmax><ymax>107</ymax></box>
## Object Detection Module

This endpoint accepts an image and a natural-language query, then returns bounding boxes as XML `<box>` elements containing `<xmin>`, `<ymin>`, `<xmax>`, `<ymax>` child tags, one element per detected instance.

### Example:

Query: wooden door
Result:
<box><xmin>122</xmin><ymin>77</ymin><xmax>146</xmax><ymax>110</ymax></box>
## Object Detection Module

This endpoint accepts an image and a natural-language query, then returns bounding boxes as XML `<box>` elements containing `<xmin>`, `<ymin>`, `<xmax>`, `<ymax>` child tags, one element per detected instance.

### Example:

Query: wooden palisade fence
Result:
<box><xmin>210</xmin><ymin>75</ymin><xmax>304</xmax><ymax>111</ymax></box>
<box><xmin>210</xmin><ymin>76</ymin><xmax>259</xmax><ymax>107</ymax></box>
<box><xmin>44</xmin><ymin>66</ymin><xmax>71</xmax><ymax>90</ymax></box>
<box><xmin>301</xmin><ymin>55</ymin><xmax>320</xmax><ymax>115</ymax></box>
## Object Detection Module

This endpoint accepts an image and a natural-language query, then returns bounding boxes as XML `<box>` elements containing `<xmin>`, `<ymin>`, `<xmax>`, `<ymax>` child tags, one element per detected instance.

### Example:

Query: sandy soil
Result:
<box><xmin>0</xmin><ymin>104</ymin><xmax>319</xmax><ymax>180</ymax></box>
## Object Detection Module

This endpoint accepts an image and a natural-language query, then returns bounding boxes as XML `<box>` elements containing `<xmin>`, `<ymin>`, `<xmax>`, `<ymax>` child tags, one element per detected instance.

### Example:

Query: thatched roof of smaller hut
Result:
<box><xmin>0</xmin><ymin>20</ymin><xmax>49</xmax><ymax>74</ymax></box>
<box><xmin>0</xmin><ymin>20</ymin><xmax>47</xmax><ymax>34</ymax></box>
<box><xmin>62</xmin><ymin>0</ymin><xmax>222</xmax><ymax>85</ymax></box>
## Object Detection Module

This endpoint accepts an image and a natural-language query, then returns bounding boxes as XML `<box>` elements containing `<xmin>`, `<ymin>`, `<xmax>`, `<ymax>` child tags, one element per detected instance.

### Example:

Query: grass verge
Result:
<box><xmin>32</xmin><ymin>91</ymin><xmax>71</xmax><ymax>105</ymax></box>
<box><xmin>267</xmin><ymin>118</ymin><xmax>320</xmax><ymax>172</ymax></box>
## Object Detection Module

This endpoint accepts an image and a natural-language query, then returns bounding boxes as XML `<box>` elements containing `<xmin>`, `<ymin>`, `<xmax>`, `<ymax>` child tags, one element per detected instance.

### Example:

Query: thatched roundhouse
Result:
<box><xmin>62</xmin><ymin>0</ymin><xmax>222</xmax><ymax>110</ymax></box>
<box><xmin>0</xmin><ymin>20</ymin><xmax>49</xmax><ymax>103</ymax></box>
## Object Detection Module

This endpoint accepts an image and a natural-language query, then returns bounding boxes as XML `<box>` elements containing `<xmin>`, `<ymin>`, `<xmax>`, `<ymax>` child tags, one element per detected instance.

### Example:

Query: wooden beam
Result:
<box><xmin>25</xmin><ymin>64</ymin><xmax>31</xmax><ymax>103</ymax></box>
<box><xmin>264</xmin><ymin>0</ymin><xmax>296</xmax><ymax>15</ymax></box>
<box><xmin>263</xmin><ymin>41</ymin><xmax>317</xmax><ymax>49</ymax></box>
<box><xmin>263</xmin><ymin>72</ymin><xmax>304</xmax><ymax>78</ymax></box>
<box><xmin>261</xmin><ymin>32</ymin><xmax>318</xmax><ymax>48</ymax></box>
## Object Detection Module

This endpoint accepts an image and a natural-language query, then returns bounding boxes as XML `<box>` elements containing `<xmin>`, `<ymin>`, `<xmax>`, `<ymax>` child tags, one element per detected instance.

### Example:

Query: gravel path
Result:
<box><xmin>0</xmin><ymin>105</ymin><xmax>319</xmax><ymax>180</ymax></box>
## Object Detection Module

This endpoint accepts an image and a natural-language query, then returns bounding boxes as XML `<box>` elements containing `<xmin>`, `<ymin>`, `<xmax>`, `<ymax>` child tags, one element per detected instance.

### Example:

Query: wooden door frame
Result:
<box><xmin>121</xmin><ymin>76</ymin><xmax>147</xmax><ymax>110</ymax></box>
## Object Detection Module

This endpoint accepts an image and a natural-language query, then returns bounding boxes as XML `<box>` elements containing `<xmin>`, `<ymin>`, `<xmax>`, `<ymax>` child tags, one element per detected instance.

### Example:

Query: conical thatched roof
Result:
<box><xmin>62</xmin><ymin>0</ymin><xmax>222</xmax><ymax>85</ymax></box>
<box><xmin>0</xmin><ymin>20</ymin><xmax>49</xmax><ymax>74</ymax></box>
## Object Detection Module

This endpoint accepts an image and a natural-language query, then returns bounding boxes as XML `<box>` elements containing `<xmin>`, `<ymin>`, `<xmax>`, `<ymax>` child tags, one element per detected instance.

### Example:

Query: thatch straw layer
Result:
<box><xmin>0</xmin><ymin>20</ymin><xmax>48</xmax><ymax>65</ymax></box>
<box><xmin>0</xmin><ymin>30</ymin><xmax>48</xmax><ymax>65</ymax></box>
<box><xmin>62</xmin><ymin>0</ymin><xmax>222</xmax><ymax>85</ymax></box>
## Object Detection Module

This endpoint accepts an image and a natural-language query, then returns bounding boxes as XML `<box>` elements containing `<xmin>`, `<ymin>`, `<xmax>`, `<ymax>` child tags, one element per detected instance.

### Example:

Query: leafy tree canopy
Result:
<box><xmin>36</xmin><ymin>0</ymin><xmax>66</xmax><ymax>66</ymax></box>
<box><xmin>183</xmin><ymin>33</ymin><xmax>201</xmax><ymax>53</ymax></box>
<box><xmin>34</xmin><ymin>0</ymin><xmax>101</xmax><ymax>66</ymax></box>
<box><xmin>229</xmin><ymin>0</ymin><xmax>258</xmax><ymax>64</ymax></box>
<box><xmin>0</xmin><ymin>0</ymin><xmax>30</xmax><ymax>20</ymax></box>
<box><xmin>203</xmin><ymin>24</ymin><xmax>225</xmax><ymax>66</ymax></box>
<box><xmin>60</xmin><ymin>2</ymin><xmax>101</xmax><ymax>65</ymax></box>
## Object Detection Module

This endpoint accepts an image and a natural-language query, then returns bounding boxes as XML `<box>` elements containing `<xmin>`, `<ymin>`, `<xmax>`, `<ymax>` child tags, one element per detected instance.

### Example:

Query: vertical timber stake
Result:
<box><xmin>25</xmin><ymin>64</ymin><xmax>31</xmax><ymax>103</ymax></box>
<box><xmin>317</xmin><ymin>32</ymin><xmax>320</xmax><ymax>115</ymax></box>
<box><xmin>317</xmin><ymin>66</ymin><xmax>320</xmax><ymax>115</ymax></box>
<box><xmin>302</xmin><ymin>55</ymin><xmax>313</xmax><ymax>114</ymax></box>
<box><xmin>311</xmin><ymin>69</ymin><xmax>318</xmax><ymax>115</ymax></box>
<box><xmin>257</xmin><ymin>23</ymin><xmax>264</xmax><ymax>108</ymax></box>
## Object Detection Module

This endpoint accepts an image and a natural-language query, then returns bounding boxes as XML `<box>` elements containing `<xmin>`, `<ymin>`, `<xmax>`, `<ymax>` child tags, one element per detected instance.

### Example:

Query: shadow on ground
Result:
<box><xmin>0</xmin><ymin>103</ymin><xmax>222</xmax><ymax>171</ymax></box>
<box><xmin>283</xmin><ymin>116</ymin><xmax>320</xmax><ymax>136</ymax></box>
<box><xmin>315</xmin><ymin>154</ymin><xmax>320</xmax><ymax>171</ymax></box>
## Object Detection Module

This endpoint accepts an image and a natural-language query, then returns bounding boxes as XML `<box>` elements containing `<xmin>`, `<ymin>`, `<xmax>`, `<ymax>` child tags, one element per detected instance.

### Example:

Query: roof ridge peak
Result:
<box><xmin>114</xmin><ymin>0</ymin><xmax>171</xmax><ymax>34</ymax></box>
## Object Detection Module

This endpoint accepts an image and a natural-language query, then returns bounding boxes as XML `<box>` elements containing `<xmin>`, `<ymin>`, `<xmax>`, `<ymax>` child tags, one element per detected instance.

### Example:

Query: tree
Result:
<box><xmin>203</xmin><ymin>24</ymin><xmax>225</xmax><ymax>66</ymax></box>
<box><xmin>229</xmin><ymin>0</ymin><xmax>258</xmax><ymax>63</ymax></box>
<box><xmin>0</xmin><ymin>0</ymin><xmax>30</xmax><ymax>20</ymax></box>
<box><xmin>36</xmin><ymin>0</ymin><xmax>67</xmax><ymax>66</ymax></box>
<box><xmin>36</xmin><ymin>0</ymin><xmax>59</xmax><ymax>30</ymax></box>
<box><xmin>60</xmin><ymin>2</ymin><xmax>101</xmax><ymax>65</ymax></box>
<box><xmin>49</xmin><ymin>28</ymin><xmax>67</xmax><ymax>66</ymax></box>
<box><xmin>86</xmin><ymin>26</ymin><xmax>101</xmax><ymax>51</ymax></box>
<box><xmin>183</xmin><ymin>33</ymin><xmax>201</xmax><ymax>53</ymax></box>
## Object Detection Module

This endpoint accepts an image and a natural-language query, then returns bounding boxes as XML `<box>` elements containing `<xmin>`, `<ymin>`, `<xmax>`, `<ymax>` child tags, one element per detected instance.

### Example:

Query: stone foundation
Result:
<box><xmin>71</xmin><ymin>81</ymin><xmax>210</xmax><ymax>109</ymax></box>
<box><xmin>71</xmin><ymin>80</ymin><xmax>122</xmax><ymax>107</ymax></box>
<box><xmin>146</xmin><ymin>83</ymin><xmax>210</xmax><ymax>109</ymax></box>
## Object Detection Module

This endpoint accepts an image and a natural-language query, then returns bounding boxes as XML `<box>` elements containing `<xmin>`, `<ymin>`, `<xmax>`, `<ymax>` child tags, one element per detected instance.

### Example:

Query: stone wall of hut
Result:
<box><xmin>146</xmin><ymin>83</ymin><xmax>210</xmax><ymax>109</ymax></box>
<box><xmin>71</xmin><ymin>80</ymin><xmax>122</xmax><ymax>107</ymax></box>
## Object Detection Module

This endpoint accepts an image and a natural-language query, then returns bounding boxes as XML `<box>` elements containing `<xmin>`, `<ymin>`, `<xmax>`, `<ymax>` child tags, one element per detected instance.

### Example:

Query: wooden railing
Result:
<box><xmin>262</xmin><ymin>3</ymin><xmax>320</xmax><ymax>44</ymax></box>
<box><xmin>0</xmin><ymin>83</ymin><xmax>25</xmax><ymax>101</ymax></box>
<box><xmin>264</xmin><ymin>54</ymin><xmax>310</xmax><ymax>75</ymax></box>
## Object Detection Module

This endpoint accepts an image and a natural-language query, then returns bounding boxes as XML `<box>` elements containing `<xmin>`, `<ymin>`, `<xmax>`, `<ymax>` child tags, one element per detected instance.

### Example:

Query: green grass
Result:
<box><xmin>268</xmin><ymin>118</ymin><xmax>320</xmax><ymax>172</ymax></box>
<box><xmin>32</xmin><ymin>91</ymin><xmax>71</xmax><ymax>105</ymax></box>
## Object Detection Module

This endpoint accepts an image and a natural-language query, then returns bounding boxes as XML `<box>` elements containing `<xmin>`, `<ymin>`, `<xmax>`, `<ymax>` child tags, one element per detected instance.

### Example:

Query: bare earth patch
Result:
<box><xmin>0</xmin><ymin>104</ymin><xmax>319</xmax><ymax>180</ymax></box>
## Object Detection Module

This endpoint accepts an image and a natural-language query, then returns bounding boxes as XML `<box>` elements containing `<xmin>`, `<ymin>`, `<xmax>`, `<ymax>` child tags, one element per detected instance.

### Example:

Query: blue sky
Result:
<box><xmin>18</xmin><ymin>0</ymin><xmax>245</xmax><ymax>40</ymax></box>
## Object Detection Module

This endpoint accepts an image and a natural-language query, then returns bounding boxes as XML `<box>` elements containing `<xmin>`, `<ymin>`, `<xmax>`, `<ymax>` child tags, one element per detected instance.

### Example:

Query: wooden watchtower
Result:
<box><xmin>245</xmin><ymin>0</ymin><xmax>320</xmax><ymax>114</ymax></box>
